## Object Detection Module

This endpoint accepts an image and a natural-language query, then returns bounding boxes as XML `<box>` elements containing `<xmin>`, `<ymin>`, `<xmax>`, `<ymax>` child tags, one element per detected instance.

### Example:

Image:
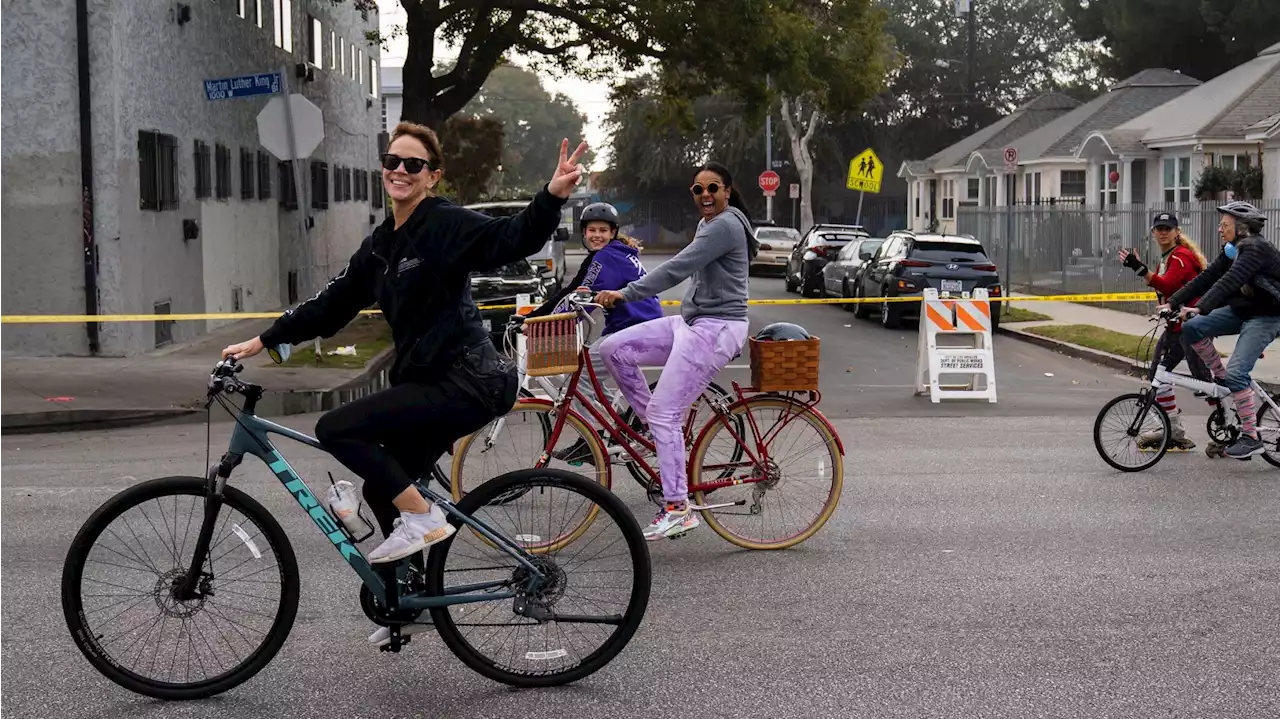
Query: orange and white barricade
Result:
<box><xmin>914</xmin><ymin>287</ymin><xmax>997</xmax><ymax>403</ymax></box>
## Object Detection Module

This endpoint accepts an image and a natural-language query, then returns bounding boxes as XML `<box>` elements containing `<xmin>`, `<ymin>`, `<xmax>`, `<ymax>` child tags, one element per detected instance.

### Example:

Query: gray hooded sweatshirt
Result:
<box><xmin>619</xmin><ymin>206</ymin><xmax>752</xmax><ymax>322</ymax></box>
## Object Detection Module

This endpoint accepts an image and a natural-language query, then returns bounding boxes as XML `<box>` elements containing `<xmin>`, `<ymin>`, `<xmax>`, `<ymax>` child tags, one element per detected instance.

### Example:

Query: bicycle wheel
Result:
<box><xmin>61</xmin><ymin>476</ymin><xmax>300</xmax><ymax>700</ymax></box>
<box><xmin>450</xmin><ymin>400</ymin><xmax>611</xmax><ymax>499</ymax></box>
<box><xmin>1093</xmin><ymin>392</ymin><xmax>1170</xmax><ymax>472</ymax></box>
<box><xmin>426</xmin><ymin>468</ymin><xmax>651</xmax><ymax>688</ymax></box>
<box><xmin>688</xmin><ymin>396</ymin><xmax>844</xmax><ymax>550</ymax></box>
<box><xmin>621</xmin><ymin>380</ymin><xmax>744</xmax><ymax>490</ymax></box>
<box><xmin>1256</xmin><ymin>403</ymin><xmax>1280</xmax><ymax>468</ymax></box>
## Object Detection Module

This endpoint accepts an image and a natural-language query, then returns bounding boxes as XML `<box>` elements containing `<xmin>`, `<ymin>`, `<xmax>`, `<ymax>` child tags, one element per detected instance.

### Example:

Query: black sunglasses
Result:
<box><xmin>381</xmin><ymin>153</ymin><xmax>436</xmax><ymax>174</ymax></box>
<box><xmin>690</xmin><ymin>182</ymin><xmax>723</xmax><ymax>196</ymax></box>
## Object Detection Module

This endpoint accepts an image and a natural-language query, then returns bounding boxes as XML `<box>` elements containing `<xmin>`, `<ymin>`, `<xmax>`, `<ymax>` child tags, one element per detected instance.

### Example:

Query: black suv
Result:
<box><xmin>471</xmin><ymin>259</ymin><xmax>550</xmax><ymax>346</ymax></box>
<box><xmin>785</xmin><ymin>223</ymin><xmax>869</xmax><ymax>296</ymax></box>
<box><xmin>852</xmin><ymin>232</ymin><xmax>1003</xmax><ymax>329</ymax></box>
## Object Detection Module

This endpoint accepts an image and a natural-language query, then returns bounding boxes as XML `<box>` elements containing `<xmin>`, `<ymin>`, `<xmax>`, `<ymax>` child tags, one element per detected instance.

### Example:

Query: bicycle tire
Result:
<box><xmin>426</xmin><ymin>468</ymin><xmax>651</xmax><ymax>688</ymax></box>
<box><xmin>61</xmin><ymin>476</ymin><xmax>300</xmax><ymax>700</ymax></box>
<box><xmin>688</xmin><ymin>396</ymin><xmax>844</xmax><ymax>550</ymax></box>
<box><xmin>1256</xmin><ymin>403</ymin><xmax>1280</xmax><ymax>468</ymax></box>
<box><xmin>1093</xmin><ymin>393</ymin><xmax>1170</xmax><ymax>472</ymax></box>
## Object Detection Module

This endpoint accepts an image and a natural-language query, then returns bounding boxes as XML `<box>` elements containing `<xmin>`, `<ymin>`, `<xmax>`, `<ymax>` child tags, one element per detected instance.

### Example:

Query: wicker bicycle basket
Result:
<box><xmin>748</xmin><ymin>336</ymin><xmax>821</xmax><ymax>392</ymax></box>
<box><xmin>522</xmin><ymin>312</ymin><xmax>583</xmax><ymax>377</ymax></box>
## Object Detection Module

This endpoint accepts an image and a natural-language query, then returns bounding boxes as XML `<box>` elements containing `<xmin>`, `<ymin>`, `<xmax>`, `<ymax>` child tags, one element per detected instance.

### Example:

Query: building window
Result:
<box><xmin>215</xmin><ymin>144</ymin><xmax>232</xmax><ymax>199</ymax></box>
<box><xmin>278</xmin><ymin>161</ymin><xmax>298</xmax><ymax>210</ymax></box>
<box><xmin>1217</xmin><ymin>153</ymin><xmax>1252</xmax><ymax>170</ymax></box>
<box><xmin>346</xmin><ymin>168</ymin><xmax>354</xmax><ymax>201</ymax></box>
<box><xmin>912</xmin><ymin>182</ymin><xmax>920</xmax><ymax>217</ymax></box>
<box><xmin>372</xmin><ymin>170</ymin><xmax>383</xmax><ymax>209</ymax></box>
<box><xmin>352</xmin><ymin>45</ymin><xmax>358</xmax><ymax>80</ymax></box>
<box><xmin>311</xmin><ymin>160</ymin><xmax>329</xmax><ymax>209</ymax></box>
<box><xmin>287</xmin><ymin>271</ymin><xmax>299</xmax><ymax>304</ymax></box>
<box><xmin>966</xmin><ymin>177</ymin><xmax>980</xmax><ymax>202</ymax></box>
<box><xmin>255</xmin><ymin>0</ymin><xmax>263</xmax><ymax>28</ymax></box>
<box><xmin>1162</xmin><ymin>156</ymin><xmax>1192</xmax><ymax>203</ymax></box>
<box><xmin>274</xmin><ymin>0</ymin><xmax>292</xmax><ymax>52</ymax></box>
<box><xmin>330</xmin><ymin>29</ymin><xmax>336</xmax><ymax>69</ymax></box>
<box><xmin>240</xmin><ymin>148</ymin><xmax>255</xmax><ymax>199</ymax></box>
<box><xmin>339</xmin><ymin>37</ymin><xmax>345</xmax><ymax>75</ymax></box>
<box><xmin>371</xmin><ymin>59</ymin><xmax>379</xmax><ymax>97</ymax></box>
<box><xmin>138</xmin><ymin>130</ymin><xmax>179</xmax><ymax>211</ymax></box>
<box><xmin>1098</xmin><ymin>162</ymin><xmax>1118</xmax><ymax>205</ymax></box>
<box><xmin>357</xmin><ymin>49</ymin><xmax>364</xmax><ymax>86</ymax></box>
<box><xmin>236</xmin><ymin>0</ymin><xmax>246</xmax><ymax>19</ymax></box>
<box><xmin>194</xmin><ymin>140</ymin><xmax>212</xmax><ymax>199</ymax></box>
<box><xmin>309</xmin><ymin>16</ymin><xmax>323</xmax><ymax>67</ymax></box>
<box><xmin>983</xmin><ymin>176</ymin><xmax>997</xmax><ymax>206</ymax></box>
<box><xmin>257</xmin><ymin>150</ymin><xmax>272</xmax><ymax>199</ymax></box>
<box><xmin>1060</xmin><ymin>169</ymin><xmax>1086</xmax><ymax>198</ymax></box>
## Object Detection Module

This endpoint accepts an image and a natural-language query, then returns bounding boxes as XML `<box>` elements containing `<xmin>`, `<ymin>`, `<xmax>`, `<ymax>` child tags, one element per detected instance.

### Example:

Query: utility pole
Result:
<box><xmin>765</xmin><ymin>74</ymin><xmax>773</xmax><ymax>223</ymax></box>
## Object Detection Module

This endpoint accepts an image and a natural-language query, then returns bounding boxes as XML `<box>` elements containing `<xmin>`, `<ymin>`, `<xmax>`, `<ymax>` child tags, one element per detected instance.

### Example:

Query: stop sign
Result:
<box><xmin>257</xmin><ymin>93</ymin><xmax>325</xmax><ymax>161</ymax></box>
<box><xmin>758</xmin><ymin>170</ymin><xmax>781</xmax><ymax>195</ymax></box>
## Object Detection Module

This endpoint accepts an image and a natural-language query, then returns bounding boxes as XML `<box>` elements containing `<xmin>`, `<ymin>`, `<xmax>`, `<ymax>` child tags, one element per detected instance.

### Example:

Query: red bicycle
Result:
<box><xmin>450</xmin><ymin>294</ymin><xmax>846</xmax><ymax>550</ymax></box>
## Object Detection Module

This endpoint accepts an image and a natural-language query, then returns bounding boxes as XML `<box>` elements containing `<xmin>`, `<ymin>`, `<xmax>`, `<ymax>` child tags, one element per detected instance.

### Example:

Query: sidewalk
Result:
<box><xmin>999</xmin><ymin>294</ymin><xmax>1280</xmax><ymax>386</ymax></box>
<box><xmin>2</xmin><ymin>318</ymin><xmax>387</xmax><ymax>433</ymax></box>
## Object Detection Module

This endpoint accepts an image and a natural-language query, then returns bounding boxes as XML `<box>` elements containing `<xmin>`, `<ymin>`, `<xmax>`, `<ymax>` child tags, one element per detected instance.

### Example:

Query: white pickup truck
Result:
<box><xmin>464</xmin><ymin>200</ymin><xmax>571</xmax><ymax>291</ymax></box>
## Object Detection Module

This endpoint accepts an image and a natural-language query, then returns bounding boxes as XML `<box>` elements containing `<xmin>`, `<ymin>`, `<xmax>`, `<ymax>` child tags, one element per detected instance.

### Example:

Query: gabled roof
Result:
<box><xmin>897</xmin><ymin>93</ymin><xmax>1081</xmax><ymax>178</ymax></box>
<box><xmin>1116</xmin><ymin>42</ymin><xmax>1280</xmax><ymax>144</ymax></box>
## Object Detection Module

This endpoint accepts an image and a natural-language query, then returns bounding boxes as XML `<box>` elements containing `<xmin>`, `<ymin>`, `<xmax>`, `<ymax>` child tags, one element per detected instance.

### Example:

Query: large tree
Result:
<box><xmin>359</xmin><ymin>0</ymin><xmax>830</xmax><ymax>130</ymax></box>
<box><xmin>1060</xmin><ymin>0</ymin><xmax>1280</xmax><ymax>82</ymax></box>
<box><xmin>462</xmin><ymin>63</ymin><xmax>587</xmax><ymax>196</ymax></box>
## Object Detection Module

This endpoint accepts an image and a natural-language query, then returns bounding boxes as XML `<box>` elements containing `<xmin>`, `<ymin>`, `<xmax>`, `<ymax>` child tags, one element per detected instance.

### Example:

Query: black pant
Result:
<box><xmin>315</xmin><ymin>368</ymin><xmax>507</xmax><ymax>537</ymax></box>
<box><xmin>1149</xmin><ymin>329</ymin><xmax>1210</xmax><ymax>384</ymax></box>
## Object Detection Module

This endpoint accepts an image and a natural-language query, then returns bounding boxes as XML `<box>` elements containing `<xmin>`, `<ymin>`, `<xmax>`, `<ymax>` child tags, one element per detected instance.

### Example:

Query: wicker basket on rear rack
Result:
<box><xmin>748</xmin><ymin>336</ymin><xmax>821</xmax><ymax>391</ymax></box>
<box><xmin>522</xmin><ymin>311</ymin><xmax>583</xmax><ymax>377</ymax></box>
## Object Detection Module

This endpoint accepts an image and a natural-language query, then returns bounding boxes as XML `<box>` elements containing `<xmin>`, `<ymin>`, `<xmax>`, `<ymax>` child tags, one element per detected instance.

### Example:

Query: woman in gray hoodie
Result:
<box><xmin>594</xmin><ymin>161</ymin><xmax>757</xmax><ymax>541</ymax></box>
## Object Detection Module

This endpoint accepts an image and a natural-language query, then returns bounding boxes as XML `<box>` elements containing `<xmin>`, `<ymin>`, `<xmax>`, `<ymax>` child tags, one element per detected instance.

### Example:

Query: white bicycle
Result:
<box><xmin>1092</xmin><ymin>310</ymin><xmax>1280</xmax><ymax>471</ymax></box>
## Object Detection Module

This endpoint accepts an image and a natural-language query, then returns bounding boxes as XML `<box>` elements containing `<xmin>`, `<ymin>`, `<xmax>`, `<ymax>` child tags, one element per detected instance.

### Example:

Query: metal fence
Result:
<box><xmin>957</xmin><ymin>199</ymin><xmax>1280</xmax><ymax>314</ymax></box>
<box><xmin>582</xmin><ymin>194</ymin><xmax>907</xmax><ymax>250</ymax></box>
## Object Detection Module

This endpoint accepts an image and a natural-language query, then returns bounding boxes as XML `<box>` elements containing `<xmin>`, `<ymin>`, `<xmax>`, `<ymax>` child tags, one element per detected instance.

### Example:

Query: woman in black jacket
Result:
<box><xmin>222</xmin><ymin>124</ymin><xmax>587</xmax><ymax>569</ymax></box>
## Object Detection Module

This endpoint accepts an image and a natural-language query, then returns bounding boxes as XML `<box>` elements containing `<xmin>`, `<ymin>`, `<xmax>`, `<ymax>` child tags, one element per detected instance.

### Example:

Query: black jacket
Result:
<box><xmin>1169</xmin><ymin>234</ymin><xmax>1280</xmax><ymax>318</ymax></box>
<box><xmin>260</xmin><ymin>185</ymin><xmax>567</xmax><ymax>384</ymax></box>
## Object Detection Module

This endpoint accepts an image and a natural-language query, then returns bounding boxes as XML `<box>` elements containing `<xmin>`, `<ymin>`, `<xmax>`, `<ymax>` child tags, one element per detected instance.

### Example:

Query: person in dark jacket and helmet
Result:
<box><xmin>1166</xmin><ymin>201</ymin><xmax>1280</xmax><ymax>460</ymax></box>
<box><xmin>526</xmin><ymin>202</ymin><xmax>662</xmax><ymax>462</ymax></box>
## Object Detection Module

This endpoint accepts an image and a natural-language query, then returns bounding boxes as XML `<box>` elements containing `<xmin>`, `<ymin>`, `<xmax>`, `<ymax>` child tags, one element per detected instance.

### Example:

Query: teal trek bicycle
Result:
<box><xmin>60</xmin><ymin>359</ymin><xmax>651</xmax><ymax>700</ymax></box>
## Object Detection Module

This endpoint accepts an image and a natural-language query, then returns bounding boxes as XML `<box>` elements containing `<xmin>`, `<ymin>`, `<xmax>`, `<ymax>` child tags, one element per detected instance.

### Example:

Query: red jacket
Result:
<box><xmin>1146</xmin><ymin>244</ymin><xmax>1203</xmax><ymax>331</ymax></box>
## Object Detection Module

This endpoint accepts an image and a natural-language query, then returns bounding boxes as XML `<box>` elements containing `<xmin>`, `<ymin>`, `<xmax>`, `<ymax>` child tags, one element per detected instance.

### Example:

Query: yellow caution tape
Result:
<box><xmin>0</xmin><ymin>292</ymin><xmax>1160</xmax><ymax>324</ymax></box>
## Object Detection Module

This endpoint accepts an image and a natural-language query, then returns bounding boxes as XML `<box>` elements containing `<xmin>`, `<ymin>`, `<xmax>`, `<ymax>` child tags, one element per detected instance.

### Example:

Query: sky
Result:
<box><xmin>376</xmin><ymin>0</ymin><xmax>616</xmax><ymax>170</ymax></box>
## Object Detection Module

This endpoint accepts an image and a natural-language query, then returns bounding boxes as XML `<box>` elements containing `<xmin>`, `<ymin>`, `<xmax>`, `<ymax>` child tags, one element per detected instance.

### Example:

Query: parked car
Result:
<box><xmin>852</xmin><ymin>231</ymin><xmax>1003</xmax><ymax>329</ymax></box>
<box><xmin>464</xmin><ymin>200</ymin><xmax>568</xmax><ymax>291</ymax></box>
<box><xmin>471</xmin><ymin>258</ymin><xmax>550</xmax><ymax>346</ymax></box>
<box><xmin>751</xmin><ymin>225</ymin><xmax>802</xmax><ymax>275</ymax></box>
<box><xmin>785</xmin><ymin>224</ymin><xmax>869</xmax><ymax>296</ymax></box>
<box><xmin>821</xmin><ymin>237</ymin><xmax>885</xmax><ymax>306</ymax></box>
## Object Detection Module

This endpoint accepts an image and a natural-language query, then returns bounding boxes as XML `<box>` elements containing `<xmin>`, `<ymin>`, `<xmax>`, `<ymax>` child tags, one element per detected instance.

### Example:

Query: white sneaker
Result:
<box><xmin>368</xmin><ymin>621</ymin><xmax>434</xmax><ymax>647</ymax></box>
<box><xmin>367</xmin><ymin>506</ymin><xmax>455</xmax><ymax>564</ymax></box>
<box><xmin>643</xmin><ymin>503</ymin><xmax>699</xmax><ymax>541</ymax></box>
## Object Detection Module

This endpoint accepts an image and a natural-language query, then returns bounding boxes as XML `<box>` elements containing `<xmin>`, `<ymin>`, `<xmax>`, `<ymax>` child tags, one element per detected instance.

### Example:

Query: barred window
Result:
<box><xmin>257</xmin><ymin>150</ymin><xmax>272</xmax><ymax>199</ymax></box>
<box><xmin>311</xmin><ymin>160</ymin><xmax>329</xmax><ymax>209</ymax></box>
<box><xmin>371</xmin><ymin>170</ymin><xmax>383</xmax><ymax>209</ymax></box>
<box><xmin>215</xmin><ymin>144</ymin><xmax>232</xmax><ymax>199</ymax></box>
<box><xmin>194</xmin><ymin>140</ymin><xmax>212</xmax><ymax>199</ymax></box>
<box><xmin>240</xmin><ymin>148</ymin><xmax>255</xmax><ymax>199</ymax></box>
<box><xmin>278</xmin><ymin>161</ymin><xmax>298</xmax><ymax>210</ymax></box>
<box><xmin>138</xmin><ymin>130</ymin><xmax>179</xmax><ymax>211</ymax></box>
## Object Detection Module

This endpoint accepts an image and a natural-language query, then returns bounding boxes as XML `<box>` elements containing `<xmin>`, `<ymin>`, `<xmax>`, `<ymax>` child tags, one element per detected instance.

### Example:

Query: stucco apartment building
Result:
<box><xmin>2</xmin><ymin>0</ymin><xmax>385</xmax><ymax>357</ymax></box>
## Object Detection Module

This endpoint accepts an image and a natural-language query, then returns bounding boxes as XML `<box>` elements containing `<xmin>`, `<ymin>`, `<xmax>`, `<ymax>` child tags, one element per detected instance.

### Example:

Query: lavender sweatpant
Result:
<box><xmin>597</xmin><ymin>314</ymin><xmax>749</xmax><ymax>503</ymax></box>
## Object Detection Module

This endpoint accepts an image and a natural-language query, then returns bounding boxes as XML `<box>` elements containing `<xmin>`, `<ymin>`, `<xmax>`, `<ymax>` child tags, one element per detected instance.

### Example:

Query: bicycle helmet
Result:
<box><xmin>1217</xmin><ymin>201</ymin><xmax>1267</xmax><ymax>233</ymax></box>
<box><xmin>579</xmin><ymin>202</ymin><xmax>620</xmax><ymax>232</ymax></box>
<box><xmin>755</xmin><ymin>322</ymin><xmax>811</xmax><ymax>341</ymax></box>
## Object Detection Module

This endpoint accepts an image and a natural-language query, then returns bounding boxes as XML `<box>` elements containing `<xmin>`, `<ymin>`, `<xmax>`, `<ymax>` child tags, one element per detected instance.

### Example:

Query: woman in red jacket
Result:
<box><xmin>1119</xmin><ymin>211</ymin><xmax>1210</xmax><ymax>449</ymax></box>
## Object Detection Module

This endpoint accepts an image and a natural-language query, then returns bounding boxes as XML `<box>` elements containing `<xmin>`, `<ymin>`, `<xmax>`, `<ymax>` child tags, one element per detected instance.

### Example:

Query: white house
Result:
<box><xmin>897</xmin><ymin>93</ymin><xmax>1081</xmax><ymax>234</ymax></box>
<box><xmin>1075</xmin><ymin>41</ymin><xmax>1280</xmax><ymax>207</ymax></box>
<box><xmin>1245</xmin><ymin>111</ymin><xmax>1280</xmax><ymax>200</ymax></box>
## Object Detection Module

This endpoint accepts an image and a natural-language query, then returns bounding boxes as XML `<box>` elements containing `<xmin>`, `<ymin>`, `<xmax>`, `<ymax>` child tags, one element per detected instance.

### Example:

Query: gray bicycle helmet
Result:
<box><xmin>579</xmin><ymin>202</ymin><xmax>620</xmax><ymax>232</ymax></box>
<box><xmin>755</xmin><ymin>322</ymin><xmax>811</xmax><ymax>341</ymax></box>
<box><xmin>1217</xmin><ymin>200</ymin><xmax>1267</xmax><ymax>233</ymax></box>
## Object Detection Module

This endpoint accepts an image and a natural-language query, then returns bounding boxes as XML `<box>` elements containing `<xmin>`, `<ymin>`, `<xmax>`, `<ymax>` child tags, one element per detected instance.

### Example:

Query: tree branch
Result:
<box><xmin>513</xmin><ymin>35</ymin><xmax>593</xmax><ymax>55</ymax></box>
<box><xmin>439</xmin><ymin>0</ymin><xmax>663</xmax><ymax>59</ymax></box>
<box><xmin>435</xmin><ymin>9</ymin><xmax>528</xmax><ymax>117</ymax></box>
<box><xmin>803</xmin><ymin>103</ymin><xmax>822</xmax><ymax>146</ymax></box>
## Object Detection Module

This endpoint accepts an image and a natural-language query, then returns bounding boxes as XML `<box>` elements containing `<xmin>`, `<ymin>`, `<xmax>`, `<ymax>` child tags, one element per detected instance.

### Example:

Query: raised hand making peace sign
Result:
<box><xmin>548</xmin><ymin>138</ymin><xmax>589</xmax><ymax>199</ymax></box>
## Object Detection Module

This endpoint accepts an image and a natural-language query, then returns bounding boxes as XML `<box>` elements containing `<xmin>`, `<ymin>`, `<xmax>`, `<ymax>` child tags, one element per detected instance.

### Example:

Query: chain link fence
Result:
<box><xmin>957</xmin><ymin>199</ymin><xmax>1280</xmax><ymax>314</ymax></box>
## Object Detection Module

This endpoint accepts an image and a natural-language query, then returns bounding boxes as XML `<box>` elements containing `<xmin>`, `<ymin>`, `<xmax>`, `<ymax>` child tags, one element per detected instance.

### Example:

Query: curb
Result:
<box><xmin>996</xmin><ymin>325</ymin><xmax>1280</xmax><ymax>396</ymax></box>
<box><xmin>1</xmin><ymin>348</ymin><xmax>397</xmax><ymax>435</ymax></box>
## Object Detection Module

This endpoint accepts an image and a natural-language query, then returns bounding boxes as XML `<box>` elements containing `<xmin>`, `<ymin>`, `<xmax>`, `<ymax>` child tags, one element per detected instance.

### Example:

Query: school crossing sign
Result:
<box><xmin>846</xmin><ymin>148</ymin><xmax>883</xmax><ymax>194</ymax></box>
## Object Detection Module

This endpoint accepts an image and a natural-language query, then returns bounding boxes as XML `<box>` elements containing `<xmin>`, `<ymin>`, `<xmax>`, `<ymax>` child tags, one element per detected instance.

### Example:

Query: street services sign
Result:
<box><xmin>846</xmin><ymin>148</ymin><xmax>883</xmax><ymax>194</ymax></box>
<box><xmin>204</xmin><ymin>72</ymin><xmax>282</xmax><ymax>101</ymax></box>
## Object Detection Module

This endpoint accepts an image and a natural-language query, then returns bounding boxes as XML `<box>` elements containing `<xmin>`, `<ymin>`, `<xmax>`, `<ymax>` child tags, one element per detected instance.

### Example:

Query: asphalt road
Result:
<box><xmin>4</xmin><ymin>255</ymin><xmax>1279</xmax><ymax>718</ymax></box>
